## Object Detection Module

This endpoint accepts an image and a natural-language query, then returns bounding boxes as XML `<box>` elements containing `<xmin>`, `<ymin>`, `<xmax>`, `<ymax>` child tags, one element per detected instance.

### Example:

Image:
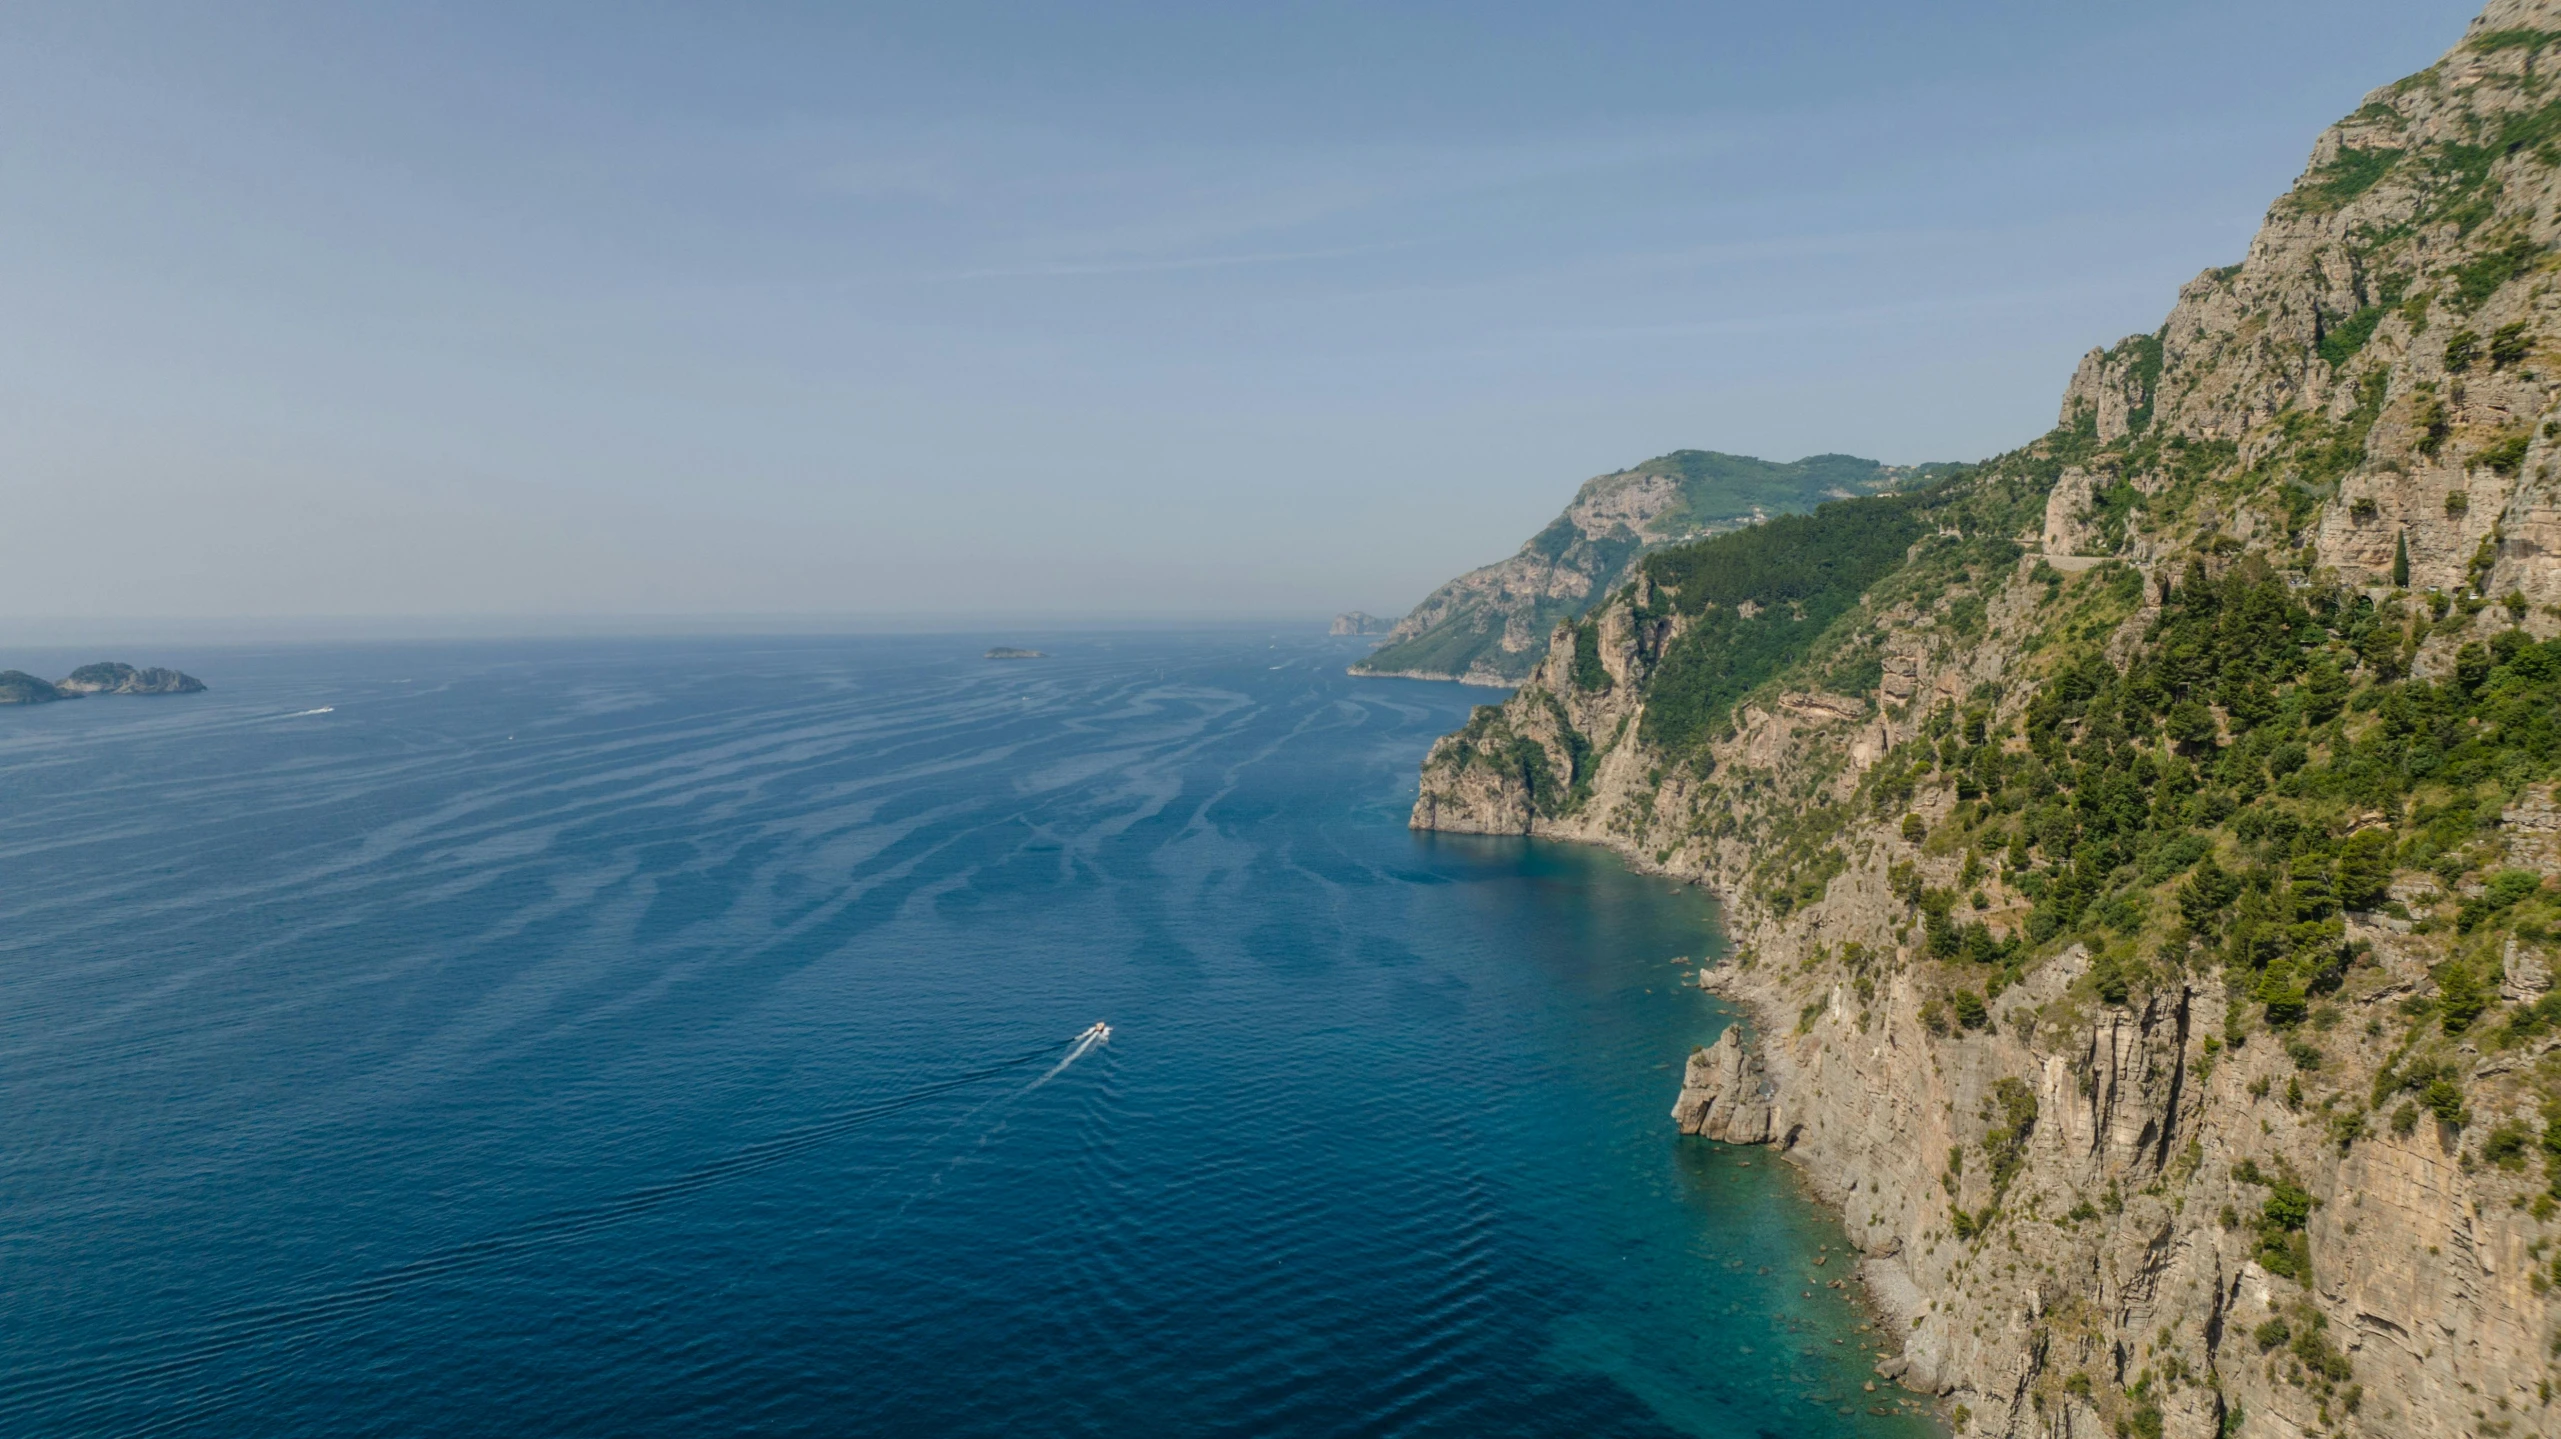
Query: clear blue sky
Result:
<box><xmin>0</xmin><ymin>1</ymin><xmax>2481</xmax><ymax>625</ymax></box>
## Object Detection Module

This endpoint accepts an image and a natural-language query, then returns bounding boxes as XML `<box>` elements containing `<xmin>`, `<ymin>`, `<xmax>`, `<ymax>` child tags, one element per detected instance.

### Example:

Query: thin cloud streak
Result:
<box><xmin>934</xmin><ymin>240</ymin><xmax>1424</xmax><ymax>281</ymax></box>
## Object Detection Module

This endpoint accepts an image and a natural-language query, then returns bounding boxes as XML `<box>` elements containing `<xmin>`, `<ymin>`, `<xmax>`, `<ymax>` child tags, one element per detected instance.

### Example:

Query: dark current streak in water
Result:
<box><xmin>0</xmin><ymin>633</ymin><xmax>1936</xmax><ymax>1438</ymax></box>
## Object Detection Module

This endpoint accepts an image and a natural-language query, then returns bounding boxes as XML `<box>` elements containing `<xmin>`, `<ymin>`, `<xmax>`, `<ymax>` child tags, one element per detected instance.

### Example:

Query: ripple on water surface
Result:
<box><xmin>0</xmin><ymin>632</ymin><xmax>1938</xmax><ymax>1437</ymax></box>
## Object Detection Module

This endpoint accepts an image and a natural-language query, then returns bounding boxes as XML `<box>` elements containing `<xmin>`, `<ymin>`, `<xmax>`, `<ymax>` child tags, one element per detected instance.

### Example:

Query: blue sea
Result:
<box><xmin>0</xmin><ymin>632</ymin><xmax>1936</xmax><ymax>1437</ymax></box>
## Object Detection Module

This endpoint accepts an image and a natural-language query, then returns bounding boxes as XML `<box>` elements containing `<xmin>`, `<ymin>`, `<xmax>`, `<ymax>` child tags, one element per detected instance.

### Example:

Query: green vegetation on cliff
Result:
<box><xmin>1633</xmin><ymin>498</ymin><xmax>1928</xmax><ymax>753</ymax></box>
<box><xmin>1876</xmin><ymin>561</ymin><xmax>2561</xmax><ymax>1099</ymax></box>
<box><xmin>1611</xmin><ymin>434</ymin><xmax>2058</xmax><ymax>759</ymax></box>
<box><xmin>1425</xmin><ymin>404</ymin><xmax>2561</xmax><ymax>1073</ymax></box>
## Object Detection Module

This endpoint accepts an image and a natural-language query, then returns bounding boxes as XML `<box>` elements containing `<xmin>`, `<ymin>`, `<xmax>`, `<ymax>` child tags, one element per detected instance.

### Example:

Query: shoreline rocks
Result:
<box><xmin>1670</xmin><ymin>1027</ymin><xmax>1777</xmax><ymax>1144</ymax></box>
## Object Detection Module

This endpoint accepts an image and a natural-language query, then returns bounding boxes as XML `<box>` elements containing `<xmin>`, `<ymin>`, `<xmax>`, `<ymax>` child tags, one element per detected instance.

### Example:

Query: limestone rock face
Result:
<box><xmin>1642</xmin><ymin>868</ymin><xmax>2561</xmax><ymax>1439</ymax></box>
<box><xmin>2055</xmin><ymin>0</ymin><xmax>2561</xmax><ymax>617</ymax></box>
<box><xmin>2502</xmin><ymin>933</ymin><xmax>2552</xmax><ymax>1000</ymax></box>
<box><xmin>2061</xmin><ymin>341</ymin><xmax>2161</xmax><ymax>445</ymax></box>
<box><xmin>2505</xmin><ymin>784</ymin><xmax>2561</xmax><ymax>878</ymax></box>
<box><xmin>2040</xmin><ymin>468</ymin><xmax>2105</xmax><ymax>558</ymax></box>
<box><xmin>1671</xmin><ymin>1028</ymin><xmax>1776</xmax><ymax>1142</ymax></box>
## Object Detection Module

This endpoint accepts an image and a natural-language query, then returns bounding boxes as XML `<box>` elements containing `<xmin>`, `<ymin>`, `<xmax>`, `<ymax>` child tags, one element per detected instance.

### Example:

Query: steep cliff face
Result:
<box><xmin>1413</xmin><ymin>6</ymin><xmax>2561</xmax><ymax>1436</ymax></box>
<box><xmin>2047</xmin><ymin>19</ymin><xmax>2561</xmax><ymax>614</ymax></box>
<box><xmin>1355</xmin><ymin>450</ymin><xmax>1929</xmax><ymax>684</ymax></box>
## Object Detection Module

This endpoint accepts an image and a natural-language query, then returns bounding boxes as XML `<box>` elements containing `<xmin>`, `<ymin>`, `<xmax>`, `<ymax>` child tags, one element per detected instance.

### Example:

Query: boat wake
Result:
<box><xmin>1028</xmin><ymin>1020</ymin><xmax>1111</xmax><ymax>1090</ymax></box>
<box><xmin>846</xmin><ymin>1021</ymin><xmax>1115</xmax><ymax>1252</ymax></box>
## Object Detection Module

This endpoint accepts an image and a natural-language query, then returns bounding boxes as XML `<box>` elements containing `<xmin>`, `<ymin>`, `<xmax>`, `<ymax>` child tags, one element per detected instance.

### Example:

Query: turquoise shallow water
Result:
<box><xmin>0</xmin><ymin>631</ymin><xmax>1936</xmax><ymax>1437</ymax></box>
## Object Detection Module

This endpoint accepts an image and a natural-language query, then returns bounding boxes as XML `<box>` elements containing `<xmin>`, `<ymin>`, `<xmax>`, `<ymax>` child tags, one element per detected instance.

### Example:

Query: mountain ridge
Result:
<box><xmin>1353</xmin><ymin>449</ymin><xmax>1946</xmax><ymax>684</ymax></box>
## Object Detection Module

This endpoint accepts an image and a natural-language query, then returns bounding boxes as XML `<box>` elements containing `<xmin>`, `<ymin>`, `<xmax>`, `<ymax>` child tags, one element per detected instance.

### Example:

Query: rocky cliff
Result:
<box><xmin>1412</xmin><ymin>5</ymin><xmax>2561</xmax><ymax>1436</ymax></box>
<box><xmin>1355</xmin><ymin>450</ymin><xmax>1933</xmax><ymax>684</ymax></box>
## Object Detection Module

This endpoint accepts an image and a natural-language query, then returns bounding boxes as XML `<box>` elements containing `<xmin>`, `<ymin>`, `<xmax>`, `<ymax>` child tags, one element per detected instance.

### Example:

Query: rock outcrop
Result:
<box><xmin>1413</xmin><ymin>5</ymin><xmax>2561</xmax><ymax>1435</ymax></box>
<box><xmin>1671</xmin><ymin>1026</ymin><xmax>1778</xmax><ymax>1142</ymax></box>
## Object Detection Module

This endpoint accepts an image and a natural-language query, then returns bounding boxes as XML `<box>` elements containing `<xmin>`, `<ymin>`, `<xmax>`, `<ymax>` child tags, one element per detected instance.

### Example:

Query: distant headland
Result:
<box><xmin>983</xmin><ymin>647</ymin><xmax>1048</xmax><ymax>660</ymax></box>
<box><xmin>0</xmin><ymin>662</ymin><xmax>207</xmax><ymax>705</ymax></box>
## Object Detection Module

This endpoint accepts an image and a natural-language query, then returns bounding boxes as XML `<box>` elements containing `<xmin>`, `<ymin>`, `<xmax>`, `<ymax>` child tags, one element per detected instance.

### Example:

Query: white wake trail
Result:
<box><xmin>1027</xmin><ymin>1021</ymin><xmax>1111</xmax><ymax>1090</ymax></box>
<box><xmin>844</xmin><ymin>1022</ymin><xmax>1117</xmax><ymax>1250</ymax></box>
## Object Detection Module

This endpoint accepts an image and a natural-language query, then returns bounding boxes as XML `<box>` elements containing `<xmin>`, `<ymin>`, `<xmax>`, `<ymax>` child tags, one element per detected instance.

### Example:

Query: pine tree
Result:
<box><xmin>2391</xmin><ymin>530</ymin><xmax>2410</xmax><ymax>588</ymax></box>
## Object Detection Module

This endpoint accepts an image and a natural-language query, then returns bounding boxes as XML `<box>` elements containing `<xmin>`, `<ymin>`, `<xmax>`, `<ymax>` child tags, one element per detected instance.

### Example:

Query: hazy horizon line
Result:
<box><xmin>0</xmin><ymin>610</ymin><xmax>1386</xmax><ymax>651</ymax></box>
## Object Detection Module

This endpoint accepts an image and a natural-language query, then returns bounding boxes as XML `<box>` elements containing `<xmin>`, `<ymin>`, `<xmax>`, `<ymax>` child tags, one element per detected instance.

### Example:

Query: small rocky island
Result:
<box><xmin>983</xmin><ymin>647</ymin><xmax>1047</xmax><ymax>660</ymax></box>
<box><xmin>0</xmin><ymin>662</ymin><xmax>207</xmax><ymax>705</ymax></box>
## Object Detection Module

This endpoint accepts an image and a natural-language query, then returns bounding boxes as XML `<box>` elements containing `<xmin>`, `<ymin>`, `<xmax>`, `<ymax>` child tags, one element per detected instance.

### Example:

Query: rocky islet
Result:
<box><xmin>0</xmin><ymin>662</ymin><xmax>205</xmax><ymax>704</ymax></box>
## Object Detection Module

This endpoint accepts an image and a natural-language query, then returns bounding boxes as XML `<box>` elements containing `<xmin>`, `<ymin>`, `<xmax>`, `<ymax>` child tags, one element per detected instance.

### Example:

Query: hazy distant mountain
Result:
<box><xmin>1353</xmin><ymin>451</ymin><xmax>1945</xmax><ymax>684</ymax></box>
